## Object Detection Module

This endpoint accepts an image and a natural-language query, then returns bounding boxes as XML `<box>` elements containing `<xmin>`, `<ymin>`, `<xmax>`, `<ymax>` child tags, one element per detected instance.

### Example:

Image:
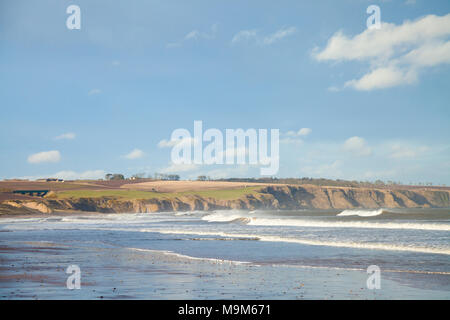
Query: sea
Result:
<box><xmin>0</xmin><ymin>208</ymin><xmax>449</xmax><ymax>299</ymax></box>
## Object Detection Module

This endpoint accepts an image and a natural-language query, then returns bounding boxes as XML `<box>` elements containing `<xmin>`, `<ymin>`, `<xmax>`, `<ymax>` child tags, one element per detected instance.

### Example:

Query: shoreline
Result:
<box><xmin>1</xmin><ymin>205</ymin><xmax>450</xmax><ymax>220</ymax></box>
<box><xmin>1</xmin><ymin>241</ymin><xmax>448</xmax><ymax>299</ymax></box>
<box><xmin>1</xmin><ymin>208</ymin><xmax>449</xmax><ymax>299</ymax></box>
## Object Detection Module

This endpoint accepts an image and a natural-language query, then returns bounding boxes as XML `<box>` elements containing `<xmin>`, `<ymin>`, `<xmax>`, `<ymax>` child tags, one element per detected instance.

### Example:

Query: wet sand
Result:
<box><xmin>1</xmin><ymin>240</ymin><xmax>448</xmax><ymax>300</ymax></box>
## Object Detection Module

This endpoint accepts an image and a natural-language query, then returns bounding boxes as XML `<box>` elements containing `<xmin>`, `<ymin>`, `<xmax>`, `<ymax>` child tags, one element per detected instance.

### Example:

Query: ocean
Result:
<box><xmin>0</xmin><ymin>208</ymin><xmax>449</xmax><ymax>299</ymax></box>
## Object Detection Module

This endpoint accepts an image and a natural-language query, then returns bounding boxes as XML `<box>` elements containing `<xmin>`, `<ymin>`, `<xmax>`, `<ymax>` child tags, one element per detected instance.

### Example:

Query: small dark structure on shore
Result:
<box><xmin>13</xmin><ymin>190</ymin><xmax>49</xmax><ymax>197</ymax></box>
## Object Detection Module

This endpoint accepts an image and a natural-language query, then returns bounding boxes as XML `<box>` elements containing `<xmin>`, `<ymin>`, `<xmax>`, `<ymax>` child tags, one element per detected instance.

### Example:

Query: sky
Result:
<box><xmin>0</xmin><ymin>0</ymin><xmax>449</xmax><ymax>184</ymax></box>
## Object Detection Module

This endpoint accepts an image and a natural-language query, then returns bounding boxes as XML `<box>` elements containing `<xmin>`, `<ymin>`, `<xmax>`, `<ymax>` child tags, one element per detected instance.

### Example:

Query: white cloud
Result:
<box><xmin>185</xmin><ymin>30</ymin><xmax>200</xmax><ymax>40</ymax></box>
<box><xmin>168</xmin><ymin>24</ymin><xmax>218</xmax><ymax>48</ymax></box>
<box><xmin>284</xmin><ymin>128</ymin><xmax>311</xmax><ymax>137</ymax></box>
<box><xmin>186</xmin><ymin>25</ymin><xmax>217</xmax><ymax>40</ymax></box>
<box><xmin>362</xmin><ymin>169</ymin><xmax>398</xmax><ymax>179</ymax></box>
<box><xmin>231</xmin><ymin>26</ymin><xmax>296</xmax><ymax>45</ymax></box>
<box><xmin>388</xmin><ymin>144</ymin><xmax>428</xmax><ymax>159</ymax></box>
<box><xmin>287</xmin><ymin>137</ymin><xmax>449</xmax><ymax>184</ymax></box>
<box><xmin>314</xmin><ymin>14</ymin><xmax>450</xmax><ymax>90</ymax></box>
<box><xmin>18</xmin><ymin>170</ymin><xmax>106</xmax><ymax>181</ymax></box>
<box><xmin>124</xmin><ymin>149</ymin><xmax>144</xmax><ymax>160</ymax></box>
<box><xmin>160</xmin><ymin>163</ymin><xmax>199</xmax><ymax>173</ymax></box>
<box><xmin>344</xmin><ymin>66</ymin><xmax>417</xmax><ymax>90</ymax></box>
<box><xmin>314</xmin><ymin>14</ymin><xmax>450</xmax><ymax>62</ymax></box>
<box><xmin>262</xmin><ymin>26</ymin><xmax>297</xmax><ymax>45</ymax></box>
<box><xmin>158</xmin><ymin>139</ymin><xmax>176</xmax><ymax>148</ymax></box>
<box><xmin>402</xmin><ymin>40</ymin><xmax>450</xmax><ymax>67</ymax></box>
<box><xmin>343</xmin><ymin>137</ymin><xmax>372</xmax><ymax>156</ymax></box>
<box><xmin>328</xmin><ymin>86</ymin><xmax>340</xmax><ymax>92</ymax></box>
<box><xmin>285</xmin><ymin>131</ymin><xmax>297</xmax><ymax>137</ymax></box>
<box><xmin>298</xmin><ymin>128</ymin><xmax>312</xmax><ymax>136</ymax></box>
<box><xmin>88</xmin><ymin>88</ymin><xmax>101</xmax><ymax>95</ymax></box>
<box><xmin>300</xmin><ymin>160</ymin><xmax>343</xmax><ymax>178</ymax></box>
<box><xmin>231</xmin><ymin>29</ymin><xmax>258</xmax><ymax>44</ymax></box>
<box><xmin>54</xmin><ymin>132</ymin><xmax>76</xmax><ymax>140</ymax></box>
<box><xmin>200</xmin><ymin>165</ymin><xmax>254</xmax><ymax>179</ymax></box>
<box><xmin>280</xmin><ymin>136</ymin><xmax>304</xmax><ymax>145</ymax></box>
<box><xmin>280</xmin><ymin>128</ymin><xmax>311</xmax><ymax>144</ymax></box>
<box><xmin>51</xmin><ymin>170</ymin><xmax>106</xmax><ymax>180</ymax></box>
<box><xmin>158</xmin><ymin>137</ymin><xmax>196</xmax><ymax>148</ymax></box>
<box><xmin>28</xmin><ymin>150</ymin><xmax>61</xmax><ymax>164</ymax></box>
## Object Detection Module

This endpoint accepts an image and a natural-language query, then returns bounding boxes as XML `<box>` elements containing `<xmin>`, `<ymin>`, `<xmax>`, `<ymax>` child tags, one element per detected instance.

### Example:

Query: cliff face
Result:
<box><xmin>260</xmin><ymin>185</ymin><xmax>450</xmax><ymax>209</ymax></box>
<box><xmin>1</xmin><ymin>185</ymin><xmax>449</xmax><ymax>215</ymax></box>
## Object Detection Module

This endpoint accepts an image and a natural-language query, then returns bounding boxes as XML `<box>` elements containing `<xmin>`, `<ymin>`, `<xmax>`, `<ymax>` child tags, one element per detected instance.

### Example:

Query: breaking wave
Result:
<box><xmin>200</xmin><ymin>212</ymin><xmax>450</xmax><ymax>231</ymax></box>
<box><xmin>337</xmin><ymin>209</ymin><xmax>384</xmax><ymax>217</ymax></box>
<box><xmin>143</xmin><ymin>229</ymin><xmax>450</xmax><ymax>256</ymax></box>
<box><xmin>201</xmin><ymin>211</ymin><xmax>249</xmax><ymax>222</ymax></box>
<box><xmin>246</xmin><ymin>218</ymin><xmax>450</xmax><ymax>231</ymax></box>
<box><xmin>129</xmin><ymin>247</ymin><xmax>251</xmax><ymax>265</ymax></box>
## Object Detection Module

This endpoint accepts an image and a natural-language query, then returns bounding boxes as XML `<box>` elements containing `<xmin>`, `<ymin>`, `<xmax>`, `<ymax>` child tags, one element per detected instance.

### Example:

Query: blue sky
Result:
<box><xmin>1</xmin><ymin>0</ymin><xmax>449</xmax><ymax>184</ymax></box>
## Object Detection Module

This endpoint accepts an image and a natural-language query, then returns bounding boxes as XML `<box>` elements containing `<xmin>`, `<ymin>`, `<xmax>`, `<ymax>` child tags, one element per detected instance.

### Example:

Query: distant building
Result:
<box><xmin>13</xmin><ymin>190</ymin><xmax>49</xmax><ymax>197</ymax></box>
<box><xmin>35</xmin><ymin>178</ymin><xmax>64</xmax><ymax>182</ymax></box>
<box><xmin>46</xmin><ymin>178</ymin><xmax>64</xmax><ymax>182</ymax></box>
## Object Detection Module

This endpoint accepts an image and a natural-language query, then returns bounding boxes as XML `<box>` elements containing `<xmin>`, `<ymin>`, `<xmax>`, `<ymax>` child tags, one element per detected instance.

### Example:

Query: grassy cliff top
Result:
<box><xmin>54</xmin><ymin>186</ymin><xmax>263</xmax><ymax>201</ymax></box>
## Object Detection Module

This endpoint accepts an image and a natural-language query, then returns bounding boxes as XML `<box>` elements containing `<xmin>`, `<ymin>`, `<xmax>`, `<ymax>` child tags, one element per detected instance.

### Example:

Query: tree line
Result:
<box><xmin>103</xmin><ymin>173</ymin><xmax>444</xmax><ymax>188</ymax></box>
<box><xmin>104</xmin><ymin>173</ymin><xmax>180</xmax><ymax>181</ymax></box>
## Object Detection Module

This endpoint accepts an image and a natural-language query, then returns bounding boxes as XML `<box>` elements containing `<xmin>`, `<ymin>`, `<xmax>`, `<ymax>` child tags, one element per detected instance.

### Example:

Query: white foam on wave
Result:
<box><xmin>337</xmin><ymin>209</ymin><xmax>384</xmax><ymax>217</ymax></box>
<box><xmin>129</xmin><ymin>247</ymin><xmax>251</xmax><ymax>265</ymax></box>
<box><xmin>203</xmin><ymin>214</ymin><xmax>247</xmax><ymax>222</ymax></box>
<box><xmin>142</xmin><ymin>229</ymin><xmax>450</xmax><ymax>256</ymax></box>
<box><xmin>201</xmin><ymin>211</ymin><xmax>250</xmax><ymax>222</ymax></box>
<box><xmin>274</xmin><ymin>263</ymin><xmax>450</xmax><ymax>275</ymax></box>
<box><xmin>0</xmin><ymin>217</ymin><xmax>46</xmax><ymax>224</ymax></box>
<box><xmin>201</xmin><ymin>211</ymin><xmax>450</xmax><ymax>231</ymax></box>
<box><xmin>246</xmin><ymin>218</ymin><xmax>450</xmax><ymax>231</ymax></box>
<box><xmin>175</xmin><ymin>211</ymin><xmax>202</xmax><ymax>216</ymax></box>
<box><xmin>131</xmin><ymin>245</ymin><xmax>450</xmax><ymax>274</ymax></box>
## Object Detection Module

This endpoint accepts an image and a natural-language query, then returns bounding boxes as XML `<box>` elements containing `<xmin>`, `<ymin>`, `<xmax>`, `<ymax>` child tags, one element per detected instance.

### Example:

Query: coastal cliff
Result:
<box><xmin>1</xmin><ymin>185</ymin><xmax>449</xmax><ymax>215</ymax></box>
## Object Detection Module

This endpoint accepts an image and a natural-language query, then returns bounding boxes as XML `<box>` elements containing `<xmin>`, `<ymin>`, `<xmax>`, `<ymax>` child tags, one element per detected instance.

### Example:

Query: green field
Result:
<box><xmin>55</xmin><ymin>187</ymin><xmax>263</xmax><ymax>201</ymax></box>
